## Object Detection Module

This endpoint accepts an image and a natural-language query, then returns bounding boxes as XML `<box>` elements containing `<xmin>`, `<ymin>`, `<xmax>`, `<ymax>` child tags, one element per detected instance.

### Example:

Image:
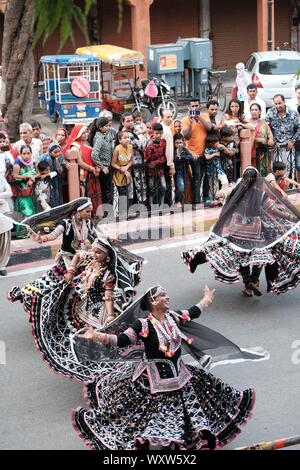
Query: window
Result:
<box><xmin>245</xmin><ymin>56</ymin><xmax>256</xmax><ymax>72</ymax></box>
<box><xmin>259</xmin><ymin>59</ymin><xmax>300</xmax><ymax>75</ymax></box>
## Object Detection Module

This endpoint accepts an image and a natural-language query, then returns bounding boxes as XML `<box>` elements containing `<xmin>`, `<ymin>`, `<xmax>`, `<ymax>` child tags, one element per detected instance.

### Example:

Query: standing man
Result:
<box><xmin>160</xmin><ymin>109</ymin><xmax>175</xmax><ymax>176</ymax></box>
<box><xmin>266</xmin><ymin>94</ymin><xmax>300</xmax><ymax>171</ymax></box>
<box><xmin>14</xmin><ymin>123</ymin><xmax>43</xmax><ymax>163</ymax></box>
<box><xmin>286</xmin><ymin>84</ymin><xmax>300</xmax><ymax>111</ymax></box>
<box><xmin>182</xmin><ymin>98</ymin><xmax>212</xmax><ymax>206</ymax></box>
<box><xmin>159</xmin><ymin>109</ymin><xmax>176</xmax><ymax>207</ymax></box>
<box><xmin>30</xmin><ymin>120</ymin><xmax>53</xmax><ymax>154</ymax></box>
<box><xmin>207</xmin><ymin>100</ymin><xmax>220</xmax><ymax>133</ymax></box>
<box><xmin>244</xmin><ymin>84</ymin><xmax>267</xmax><ymax>120</ymax></box>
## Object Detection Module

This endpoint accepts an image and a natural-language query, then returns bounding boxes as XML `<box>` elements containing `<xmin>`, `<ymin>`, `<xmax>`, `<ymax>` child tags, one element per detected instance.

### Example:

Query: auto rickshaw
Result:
<box><xmin>75</xmin><ymin>44</ymin><xmax>150</xmax><ymax>119</ymax></box>
<box><xmin>37</xmin><ymin>54</ymin><xmax>102</xmax><ymax>127</ymax></box>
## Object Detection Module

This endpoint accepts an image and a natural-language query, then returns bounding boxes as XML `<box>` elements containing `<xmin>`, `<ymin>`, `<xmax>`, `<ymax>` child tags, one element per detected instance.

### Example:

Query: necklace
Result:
<box><xmin>82</xmin><ymin>259</ymin><xmax>107</xmax><ymax>290</ymax></box>
<box><xmin>148</xmin><ymin>313</ymin><xmax>192</xmax><ymax>358</ymax></box>
<box><xmin>72</xmin><ymin>217</ymin><xmax>88</xmax><ymax>250</ymax></box>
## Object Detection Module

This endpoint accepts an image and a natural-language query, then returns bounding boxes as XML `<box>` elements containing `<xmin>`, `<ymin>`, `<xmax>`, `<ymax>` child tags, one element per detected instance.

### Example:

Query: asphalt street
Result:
<box><xmin>1</xmin><ymin>240</ymin><xmax>300</xmax><ymax>450</ymax></box>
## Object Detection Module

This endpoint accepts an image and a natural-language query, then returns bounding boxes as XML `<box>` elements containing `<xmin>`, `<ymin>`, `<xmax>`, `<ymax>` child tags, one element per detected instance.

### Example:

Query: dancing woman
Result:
<box><xmin>9</xmin><ymin>198</ymin><xmax>96</xmax><ymax>309</ymax></box>
<box><xmin>8</xmin><ymin>202</ymin><xmax>143</xmax><ymax>381</ymax></box>
<box><xmin>72</xmin><ymin>285</ymin><xmax>267</xmax><ymax>450</ymax></box>
<box><xmin>182</xmin><ymin>167</ymin><xmax>300</xmax><ymax>295</ymax></box>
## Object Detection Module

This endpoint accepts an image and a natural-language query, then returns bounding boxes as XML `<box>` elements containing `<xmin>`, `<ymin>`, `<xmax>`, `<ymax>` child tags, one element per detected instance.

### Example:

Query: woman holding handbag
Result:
<box><xmin>182</xmin><ymin>167</ymin><xmax>300</xmax><ymax>296</ymax></box>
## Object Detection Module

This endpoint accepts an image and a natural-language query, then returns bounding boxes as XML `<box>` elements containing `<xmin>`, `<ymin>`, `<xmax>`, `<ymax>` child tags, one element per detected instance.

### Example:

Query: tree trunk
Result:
<box><xmin>1</xmin><ymin>0</ymin><xmax>35</xmax><ymax>141</ymax></box>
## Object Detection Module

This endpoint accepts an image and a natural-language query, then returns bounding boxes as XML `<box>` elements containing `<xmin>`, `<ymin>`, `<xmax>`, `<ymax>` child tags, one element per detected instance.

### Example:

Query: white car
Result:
<box><xmin>244</xmin><ymin>50</ymin><xmax>300</xmax><ymax>107</ymax></box>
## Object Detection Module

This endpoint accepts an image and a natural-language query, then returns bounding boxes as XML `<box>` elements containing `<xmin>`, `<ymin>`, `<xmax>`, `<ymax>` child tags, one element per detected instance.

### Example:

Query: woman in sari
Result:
<box><xmin>54</xmin><ymin>128</ymin><xmax>69</xmax><ymax>202</ymax></box>
<box><xmin>11</xmin><ymin>144</ymin><xmax>36</xmax><ymax>237</ymax></box>
<box><xmin>54</xmin><ymin>128</ymin><xmax>68</xmax><ymax>155</ymax></box>
<box><xmin>248</xmin><ymin>103</ymin><xmax>274</xmax><ymax>175</ymax></box>
<box><xmin>65</xmin><ymin>125</ymin><xmax>101</xmax><ymax>219</ymax></box>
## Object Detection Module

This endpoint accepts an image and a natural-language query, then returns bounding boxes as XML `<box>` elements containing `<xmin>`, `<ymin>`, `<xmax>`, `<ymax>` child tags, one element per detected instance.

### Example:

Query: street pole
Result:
<box><xmin>235</xmin><ymin>434</ymin><xmax>300</xmax><ymax>450</ymax></box>
<box><xmin>268</xmin><ymin>0</ymin><xmax>274</xmax><ymax>50</ymax></box>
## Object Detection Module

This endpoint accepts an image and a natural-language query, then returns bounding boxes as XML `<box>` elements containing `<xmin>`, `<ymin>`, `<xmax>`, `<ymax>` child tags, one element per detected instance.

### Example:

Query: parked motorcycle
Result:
<box><xmin>141</xmin><ymin>76</ymin><xmax>178</xmax><ymax>118</ymax></box>
<box><xmin>122</xmin><ymin>74</ymin><xmax>152</xmax><ymax>122</ymax></box>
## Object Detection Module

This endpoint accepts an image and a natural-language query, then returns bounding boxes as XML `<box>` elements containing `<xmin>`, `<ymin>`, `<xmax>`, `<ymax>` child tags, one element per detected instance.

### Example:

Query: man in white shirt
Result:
<box><xmin>286</xmin><ymin>84</ymin><xmax>300</xmax><ymax>111</ymax></box>
<box><xmin>244</xmin><ymin>84</ymin><xmax>267</xmax><ymax>120</ymax></box>
<box><xmin>160</xmin><ymin>109</ymin><xmax>175</xmax><ymax>175</ymax></box>
<box><xmin>14</xmin><ymin>123</ymin><xmax>43</xmax><ymax>163</ymax></box>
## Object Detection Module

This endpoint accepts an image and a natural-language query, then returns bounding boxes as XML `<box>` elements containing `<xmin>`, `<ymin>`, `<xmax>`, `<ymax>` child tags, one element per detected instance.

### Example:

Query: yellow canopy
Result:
<box><xmin>76</xmin><ymin>45</ymin><xmax>144</xmax><ymax>66</ymax></box>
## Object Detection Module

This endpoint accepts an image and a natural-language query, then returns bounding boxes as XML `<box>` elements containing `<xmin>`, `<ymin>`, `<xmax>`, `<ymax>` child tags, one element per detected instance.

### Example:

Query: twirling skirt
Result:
<box><xmin>182</xmin><ymin>225</ymin><xmax>300</xmax><ymax>294</ymax></box>
<box><xmin>72</xmin><ymin>363</ymin><xmax>255</xmax><ymax>450</ymax></box>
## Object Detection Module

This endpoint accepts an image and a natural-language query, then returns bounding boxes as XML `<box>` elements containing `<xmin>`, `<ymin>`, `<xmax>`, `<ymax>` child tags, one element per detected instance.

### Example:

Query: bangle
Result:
<box><xmin>67</xmin><ymin>266</ymin><xmax>76</xmax><ymax>273</ymax></box>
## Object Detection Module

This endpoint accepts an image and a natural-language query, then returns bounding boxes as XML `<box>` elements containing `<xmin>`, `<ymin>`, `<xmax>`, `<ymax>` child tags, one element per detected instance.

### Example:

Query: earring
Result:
<box><xmin>106</xmin><ymin>257</ymin><xmax>110</xmax><ymax>263</ymax></box>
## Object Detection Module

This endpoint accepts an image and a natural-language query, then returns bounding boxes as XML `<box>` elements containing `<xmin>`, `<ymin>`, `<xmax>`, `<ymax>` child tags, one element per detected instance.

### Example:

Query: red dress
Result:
<box><xmin>81</xmin><ymin>144</ymin><xmax>102</xmax><ymax>218</ymax></box>
<box><xmin>66</xmin><ymin>125</ymin><xmax>102</xmax><ymax>218</ymax></box>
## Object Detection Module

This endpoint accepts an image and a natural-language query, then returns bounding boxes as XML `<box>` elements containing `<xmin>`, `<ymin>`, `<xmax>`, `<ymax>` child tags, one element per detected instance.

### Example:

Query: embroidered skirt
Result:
<box><xmin>182</xmin><ymin>225</ymin><xmax>300</xmax><ymax>294</ymax></box>
<box><xmin>72</xmin><ymin>363</ymin><xmax>255</xmax><ymax>450</ymax></box>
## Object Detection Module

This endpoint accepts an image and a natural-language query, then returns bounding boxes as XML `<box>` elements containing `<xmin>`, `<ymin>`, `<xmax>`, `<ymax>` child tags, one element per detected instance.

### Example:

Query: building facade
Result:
<box><xmin>0</xmin><ymin>0</ymin><xmax>297</xmax><ymax>71</ymax></box>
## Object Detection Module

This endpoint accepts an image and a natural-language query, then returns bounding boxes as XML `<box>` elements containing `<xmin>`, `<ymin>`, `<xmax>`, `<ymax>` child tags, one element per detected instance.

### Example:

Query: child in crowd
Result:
<box><xmin>0</xmin><ymin>132</ymin><xmax>14</xmax><ymax>178</ymax></box>
<box><xmin>112</xmin><ymin>131</ymin><xmax>133</xmax><ymax>216</ymax></box>
<box><xmin>35</xmin><ymin>160</ymin><xmax>58</xmax><ymax>212</ymax></box>
<box><xmin>173</xmin><ymin>133</ymin><xmax>193</xmax><ymax>207</ymax></box>
<box><xmin>133</xmin><ymin>112</ymin><xmax>148</xmax><ymax>143</ymax></box>
<box><xmin>265</xmin><ymin>160</ymin><xmax>300</xmax><ymax>197</ymax></box>
<box><xmin>204</xmin><ymin>132</ymin><xmax>229</xmax><ymax>203</ymax></box>
<box><xmin>144</xmin><ymin>123</ymin><xmax>167</xmax><ymax>206</ymax></box>
<box><xmin>218</xmin><ymin>126</ymin><xmax>239</xmax><ymax>183</ymax></box>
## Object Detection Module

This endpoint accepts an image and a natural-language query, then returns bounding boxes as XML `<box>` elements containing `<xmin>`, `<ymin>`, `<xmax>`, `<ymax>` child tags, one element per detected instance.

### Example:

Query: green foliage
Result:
<box><xmin>33</xmin><ymin>0</ymin><xmax>124</xmax><ymax>51</ymax></box>
<box><xmin>33</xmin><ymin>0</ymin><xmax>94</xmax><ymax>50</ymax></box>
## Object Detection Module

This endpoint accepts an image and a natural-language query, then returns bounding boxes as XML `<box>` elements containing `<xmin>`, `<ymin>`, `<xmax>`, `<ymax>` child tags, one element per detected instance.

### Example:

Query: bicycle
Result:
<box><xmin>207</xmin><ymin>70</ymin><xmax>227</xmax><ymax>112</ymax></box>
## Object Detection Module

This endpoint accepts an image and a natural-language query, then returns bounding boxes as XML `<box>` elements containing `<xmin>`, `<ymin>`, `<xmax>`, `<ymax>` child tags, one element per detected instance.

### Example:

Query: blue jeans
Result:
<box><xmin>295</xmin><ymin>145</ymin><xmax>300</xmax><ymax>171</ymax></box>
<box><xmin>175</xmin><ymin>172</ymin><xmax>185</xmax><ymax>203</ymax></box>
<box><xmin>190</xmin><ymin>157</ymin><xmax>209</xmax><ymax>204</ymax></box>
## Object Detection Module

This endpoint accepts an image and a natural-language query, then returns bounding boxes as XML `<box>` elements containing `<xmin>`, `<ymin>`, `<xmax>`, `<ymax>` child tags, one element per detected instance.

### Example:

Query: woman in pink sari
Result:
<box><xmin>248</xmin><ymin>103</ymin><xmax>274</xmax><ymax>175</ymax></box>
<box><xmin>66</xmin><ymin>125</ymin><xmax>101</xmax><ymax>219</ymax></box>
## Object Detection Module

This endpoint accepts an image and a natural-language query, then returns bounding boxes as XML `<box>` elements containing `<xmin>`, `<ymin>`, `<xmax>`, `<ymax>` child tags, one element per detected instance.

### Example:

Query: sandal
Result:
<box><xmin>243</xmin><ymin>287</ymin><xmax>253</xmax><ymax>297</ymax></box>
<box><xmin>249</xmin><ymin>282</ymin><xmax>262</xmax><ymax>296</ymax></box>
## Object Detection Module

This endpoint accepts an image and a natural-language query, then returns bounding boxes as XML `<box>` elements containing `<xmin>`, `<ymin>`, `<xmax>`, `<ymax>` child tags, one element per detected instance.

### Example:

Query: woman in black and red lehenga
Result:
<box><xmin>72</xmin><ymin>285</ymin><xmax>268</xmax><ymax>450</ymax></box>
<box><xmin>182</xmin><ymin>167</ymin><xmax>300</xmax><ymax>296</ymax></box>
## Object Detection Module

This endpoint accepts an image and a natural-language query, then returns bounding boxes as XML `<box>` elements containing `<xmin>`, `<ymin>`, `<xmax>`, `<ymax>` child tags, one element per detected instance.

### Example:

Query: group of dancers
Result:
<box><xmin>7</xmin><ymin>166</ymin><xmax>300</xmax><ymax>450</ymax></box>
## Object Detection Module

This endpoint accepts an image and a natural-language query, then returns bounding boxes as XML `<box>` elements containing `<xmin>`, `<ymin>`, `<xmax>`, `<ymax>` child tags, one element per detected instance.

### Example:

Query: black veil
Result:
<box><xmin>4</xmin><ymin>197</ymin><xmax>91</xmax><ymax>234</ymax></box>
<box><xmin>20</xmin><ymin>197</ymin><xmax>91</xmax><ymax>233</ymax></box>
<box><xmin>72</xmin><ymin>286</ymin><xmax>269</xmax><ymax>368</ymax></box>
<box><xmin>212</xmin><ymin>168</ymin><xmax>300</xmax><ymax>250</ymax></box>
